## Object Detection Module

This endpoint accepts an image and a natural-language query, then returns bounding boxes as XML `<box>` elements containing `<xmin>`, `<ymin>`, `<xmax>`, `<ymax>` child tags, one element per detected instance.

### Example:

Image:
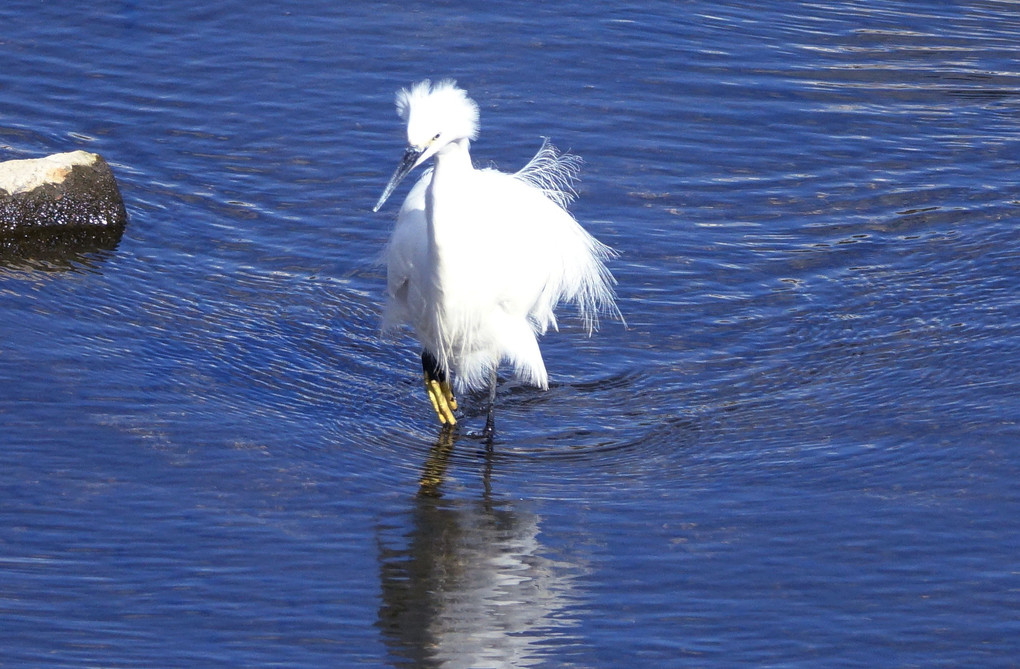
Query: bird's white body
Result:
<box><xmin>375</xmin><ymin>79</ymin><xmax>619</xmax><ymax>421</ymax></box>
<box><xmin>383</xmin><ymin>139</ymin><xmax>616</xmax><ymax>392</ymax></box>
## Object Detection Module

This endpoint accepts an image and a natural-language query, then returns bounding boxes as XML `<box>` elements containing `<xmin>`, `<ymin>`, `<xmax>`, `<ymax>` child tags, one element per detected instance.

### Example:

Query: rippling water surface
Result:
<box><xmin>2</xmin><ymin>1</ymin><xmax>1018</xmax><ymax>666</ymax></box>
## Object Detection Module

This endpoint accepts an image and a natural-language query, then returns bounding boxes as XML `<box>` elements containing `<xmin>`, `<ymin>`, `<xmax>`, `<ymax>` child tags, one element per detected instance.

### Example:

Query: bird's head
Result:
<box><xmin>400</xmin><ymin>79</ymin><xmax>479</xmax><ymax>153</ymax></box>
<box><xmin>374</xmin><ymin>79</ymin><xmax>479</xmax><ymax>212</ymax></box>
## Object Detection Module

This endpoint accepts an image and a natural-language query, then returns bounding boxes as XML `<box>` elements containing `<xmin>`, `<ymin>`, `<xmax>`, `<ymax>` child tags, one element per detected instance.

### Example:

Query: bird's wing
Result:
<box><xmin>384</xmin><ymin>170</ymin><xmax>431</xmax><ymax>293</ymax></box>
<box><xmin>486</xmin><ymin>160</ymin><xmax>622</xmax><ymax>334</ymax></box>
<box><xmin>381</xmin><ymin>170</ymin><xmax>431</xmax><ymax>332</ymax></box>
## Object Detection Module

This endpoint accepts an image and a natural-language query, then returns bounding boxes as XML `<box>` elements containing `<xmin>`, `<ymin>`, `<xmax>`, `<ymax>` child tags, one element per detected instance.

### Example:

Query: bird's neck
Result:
<box><xmin>424</xmin><ymin>138</ymin><xmax>473</xmax><ymax>312</ymax></box>
<box><xmin>431</xmin><ymin>138</ymin><xmax>472</xmax><ymax>175</ymax></box>
<box><xmin>426</xmin><ymin>138</ymin><xmax>473</xmax><ymax>247</ymax></box>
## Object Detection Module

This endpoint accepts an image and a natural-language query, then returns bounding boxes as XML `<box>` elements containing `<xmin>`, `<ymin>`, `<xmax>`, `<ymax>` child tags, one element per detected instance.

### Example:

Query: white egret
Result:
<box><xmin>373</xmin><ymin>79</ymin><xmax>621</xmax><ymax>431</ymax></box>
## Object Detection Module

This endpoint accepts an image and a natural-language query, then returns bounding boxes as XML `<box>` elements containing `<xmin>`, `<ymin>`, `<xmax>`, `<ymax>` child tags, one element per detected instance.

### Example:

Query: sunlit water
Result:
<box><xmin>2</xmin><ymin>1</ymin><xmax>1018</xmax><ymax>666</ymax></box>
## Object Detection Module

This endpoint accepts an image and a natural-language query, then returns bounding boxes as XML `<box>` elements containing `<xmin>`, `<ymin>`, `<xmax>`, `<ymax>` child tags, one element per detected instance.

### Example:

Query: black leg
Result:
<box><xmin>421</xmin><ymin>350</ymin><xmax>446</xmax><ymax>383</ymax></box>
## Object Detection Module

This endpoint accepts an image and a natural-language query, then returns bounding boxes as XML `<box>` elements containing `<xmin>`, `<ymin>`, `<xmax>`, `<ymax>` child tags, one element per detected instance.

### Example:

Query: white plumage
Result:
<box><xmin>374</xmin><ymin>79</ymin><xmax>620</xmax><ymax>427</ymax></box>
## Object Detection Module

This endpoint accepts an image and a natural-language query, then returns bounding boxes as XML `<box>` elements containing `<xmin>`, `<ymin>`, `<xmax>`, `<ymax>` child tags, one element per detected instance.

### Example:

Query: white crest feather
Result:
<box><xmin>395</xmin><ymin>78</ymin><xmax>479</xmax><ymax>147</ymax></box>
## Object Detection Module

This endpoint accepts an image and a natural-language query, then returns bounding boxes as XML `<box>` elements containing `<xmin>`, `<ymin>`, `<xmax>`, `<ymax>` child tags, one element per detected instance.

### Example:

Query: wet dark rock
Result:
<box><xmin>0</xmin><ymin>150</ymin><xmax>127</xmax><ymax>261</ymax></box>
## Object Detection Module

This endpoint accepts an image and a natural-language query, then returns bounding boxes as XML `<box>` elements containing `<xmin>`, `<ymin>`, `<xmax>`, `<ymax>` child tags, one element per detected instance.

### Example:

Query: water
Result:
<box><xmin>2</xmin><ymin>1</ymin><xmax>1018</xmax><ymax>666</ymax></box>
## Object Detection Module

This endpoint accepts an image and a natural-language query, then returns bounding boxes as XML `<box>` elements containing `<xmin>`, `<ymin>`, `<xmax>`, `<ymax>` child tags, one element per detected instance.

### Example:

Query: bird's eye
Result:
<box><xmin>432</xmin><ymin>132</ymin><xmax>441</xmax><ymax>141</ymax></box>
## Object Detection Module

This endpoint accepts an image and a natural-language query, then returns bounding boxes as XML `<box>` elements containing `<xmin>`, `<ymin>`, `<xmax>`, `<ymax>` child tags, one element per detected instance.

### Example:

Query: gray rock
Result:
<box><xmin>0</xmin><ymin>150</ymin><xmax>127</xmax><ymax>261</ymax></box>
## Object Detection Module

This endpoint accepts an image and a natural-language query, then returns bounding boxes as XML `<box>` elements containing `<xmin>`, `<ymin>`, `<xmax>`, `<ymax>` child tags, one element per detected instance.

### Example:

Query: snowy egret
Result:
<box><xmin>373</xmin><ymin>79</ymin><xmax>621</xmax><ymax>431</ymax></box>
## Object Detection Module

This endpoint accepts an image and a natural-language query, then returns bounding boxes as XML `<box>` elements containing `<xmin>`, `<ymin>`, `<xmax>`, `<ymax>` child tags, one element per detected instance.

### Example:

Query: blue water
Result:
<box><xmin>2</xmin><ymin>1</ymin><xmax>1019</xmax><ymax>666</ymax></box>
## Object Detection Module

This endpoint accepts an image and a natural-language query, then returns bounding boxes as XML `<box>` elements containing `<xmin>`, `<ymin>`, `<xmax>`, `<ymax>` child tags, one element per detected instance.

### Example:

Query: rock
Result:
<box><xmin>0</xmin><ymin>150</ymin><xmax>127</xmax><ymax>261</ymax></box>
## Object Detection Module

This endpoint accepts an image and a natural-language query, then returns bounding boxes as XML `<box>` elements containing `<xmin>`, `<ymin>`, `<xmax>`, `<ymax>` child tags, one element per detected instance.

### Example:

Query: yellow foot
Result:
<box><xmin>425</xmin><ymin>377</ymin><xmax>458</xmax><ymax>425</ymax></box>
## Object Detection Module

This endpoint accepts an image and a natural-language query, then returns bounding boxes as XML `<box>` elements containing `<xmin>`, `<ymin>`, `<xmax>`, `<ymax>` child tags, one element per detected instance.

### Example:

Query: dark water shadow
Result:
<box><xmin>0</xmin><ymin>226</ymin><xmax>124</xmax><ymax>272</ymax></box>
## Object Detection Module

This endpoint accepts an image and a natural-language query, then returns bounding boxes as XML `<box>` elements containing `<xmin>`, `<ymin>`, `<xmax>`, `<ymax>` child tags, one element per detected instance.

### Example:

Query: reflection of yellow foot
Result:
<box><xmin>425</xmin><ymin>376</ymin><xmax>458</xmax><ymax>425</ymax></box>
<box><xmin>419</xmin><ymin>424</ymin><xmax>456</xmax><ymax>495</ymax></box>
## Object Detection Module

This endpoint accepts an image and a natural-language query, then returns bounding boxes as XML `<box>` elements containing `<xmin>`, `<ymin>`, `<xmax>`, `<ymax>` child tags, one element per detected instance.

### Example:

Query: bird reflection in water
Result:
<box><xmin>377</xmin><ymin>427</ymin><xmax>582</xmax><ymax>667</ymax></box>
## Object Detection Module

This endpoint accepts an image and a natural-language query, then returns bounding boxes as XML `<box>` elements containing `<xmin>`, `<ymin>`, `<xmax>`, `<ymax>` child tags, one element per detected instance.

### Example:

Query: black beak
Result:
<box><xmin>373</xmin><ymin>146</ymin><xmax>424</xmax><ymax>212</ymax></box>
